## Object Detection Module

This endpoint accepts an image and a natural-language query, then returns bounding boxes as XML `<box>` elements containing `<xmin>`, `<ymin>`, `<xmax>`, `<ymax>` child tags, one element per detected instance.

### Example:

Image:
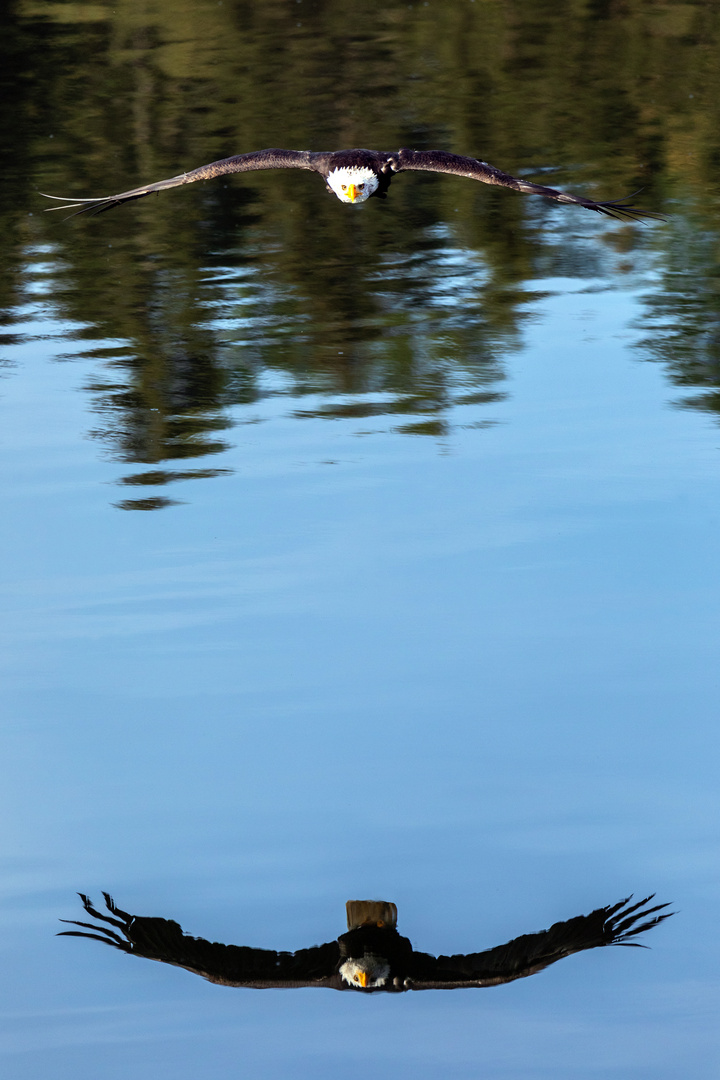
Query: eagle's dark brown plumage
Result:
<box><xmin>59</xmin><ymin>892</ymin><xmax>672</xmax><ymax>992</ymax></box>
<box><xmin>43</xmin><ymin>148</ymin><xmax>663</xmax><ymax>222</ymax></box>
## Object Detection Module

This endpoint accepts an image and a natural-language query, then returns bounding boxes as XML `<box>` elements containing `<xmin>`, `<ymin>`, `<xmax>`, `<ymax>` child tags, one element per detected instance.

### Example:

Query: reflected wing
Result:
<box><xmin>59</xmin><ymin>893</ymin><xmax>341</xmax><ymax>988</ymax></box>
<box><xmin>42</xmin><ymin>149</ymin><xmax>331</xmax><ymax>216</ymax></box>
<box><xmin>391</xmin><ymin>149</ymin><xmax>665</xmax><ymax>222</ymax></box>
<box><xmin>407</xmin><ymin>895</ymin><xmax>673</xmax><ymax>990</ymax></box>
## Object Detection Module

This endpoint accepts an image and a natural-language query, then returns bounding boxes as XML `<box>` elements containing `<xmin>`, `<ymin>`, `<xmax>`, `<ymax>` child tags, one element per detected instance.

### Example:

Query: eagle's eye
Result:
<box><xmin>341</xmin><ymin>184</ymin><xmax>347</xmax><ymax>191</ymax></box>
<box><xmin>358</xmin><ymin>183</ymin><xmax>365</xmax><ymax>191</ymax></box>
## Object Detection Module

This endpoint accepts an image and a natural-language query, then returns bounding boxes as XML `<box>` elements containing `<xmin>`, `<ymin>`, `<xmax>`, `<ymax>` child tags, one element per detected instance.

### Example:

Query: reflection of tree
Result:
<box><xmin>638</xmin><ymin>204</ymin><xmax>720</xmax><ymax>418</ymax></box>
<box><xmin>6</xmin><ymin>0</ymin><xmax>720</xmax><ymax>504</ymax></box>
<box><xmin>50</xmin><ymin>193</ymin><xmax>515</xmax><ymax>465</ymax></box>
<box><xmin>50</xmin><ymin>237</ymin><xmax>237</xmax><ymax>503</ymax></box>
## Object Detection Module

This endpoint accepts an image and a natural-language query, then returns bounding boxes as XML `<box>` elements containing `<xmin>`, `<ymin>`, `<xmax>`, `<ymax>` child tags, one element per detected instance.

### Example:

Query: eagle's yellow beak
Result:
<box><xmin>356</xmin><ymin>970</ymin><xmax>368</xmax><ymax>987</ymax></box>
<box><xmin>346</xmin><ymin>183</ymin><xmax>358</xmax><ymax>203</ymax></box>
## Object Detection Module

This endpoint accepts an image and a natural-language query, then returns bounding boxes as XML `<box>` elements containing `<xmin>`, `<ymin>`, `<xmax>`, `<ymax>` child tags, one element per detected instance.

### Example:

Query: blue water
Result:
<box><xmin>2</xmin><ymin>247</ymin><xmax>717</xmax><ymax>1076</ymax></box>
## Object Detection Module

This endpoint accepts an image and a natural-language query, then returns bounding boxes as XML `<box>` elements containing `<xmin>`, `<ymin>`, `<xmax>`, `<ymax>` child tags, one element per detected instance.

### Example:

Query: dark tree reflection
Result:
<box><xmin>8</xmin><ymin>0</ymin><xmax>720</xmax><ymax>504</ymax></box>
<box><xmin>638</xmin><ymin>203</ymin><xmax>720</xmax><ymax>418</ymax></box>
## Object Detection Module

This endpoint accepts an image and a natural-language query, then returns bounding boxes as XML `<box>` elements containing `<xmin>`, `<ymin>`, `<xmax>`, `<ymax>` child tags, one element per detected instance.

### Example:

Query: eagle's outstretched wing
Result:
<box><xmin>42</xmin><ymin>149</ymin><xmax>331</xmax><ymax>216</ymax></box>
<box><xmin>406</xmin><ymin>895</ymin><xmax>673</xmax><ymax>990</ymax></box>
<box><xmin>42</xmin><ymin>146</ymin><xmax>663</xmax><ymax>222</ymax></box>
<box><xmin>59</xmin><ymin>892</ymin><xmax>341</xmax><ymax>988</ymax></box>
<box><xmin>390</xmin><ymin>149</ymin><xmax>664</xmax><ymax>223</ymax></box>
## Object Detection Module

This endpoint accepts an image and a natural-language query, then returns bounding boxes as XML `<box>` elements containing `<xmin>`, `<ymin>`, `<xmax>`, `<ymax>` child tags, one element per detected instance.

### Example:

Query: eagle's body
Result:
<box><xmin>43</xmin><ymin>147</ymin><xmax>663</xmax><ymax>222</ymax></box>
<box><xmin>59</xmin><ymin>893</ymin><xmax>671</xmax><ymax>992</ymax></box>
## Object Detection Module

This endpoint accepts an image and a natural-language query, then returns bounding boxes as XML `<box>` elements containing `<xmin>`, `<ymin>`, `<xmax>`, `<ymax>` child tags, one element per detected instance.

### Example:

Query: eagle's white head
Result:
<box><xmin>327</xmin><ymin>166</ymin><xmax>379</xmax><ymax>204</ymax></box>
<box><xmin>339</xmin><ymin>955</ymin><xmax>391</xmax><ymax>989</ymax></box>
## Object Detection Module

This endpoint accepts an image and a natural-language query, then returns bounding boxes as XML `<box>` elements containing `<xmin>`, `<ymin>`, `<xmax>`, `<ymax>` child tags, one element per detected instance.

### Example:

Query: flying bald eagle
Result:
<box><xmin>59</xmin><ymin>892</ymin><xmax>672</xmax><ymax>992</ymax></box>
<box><xmin>43</xmin><ymin>148</ymin><xmax>663</xmax><ymax>222</ymax></box>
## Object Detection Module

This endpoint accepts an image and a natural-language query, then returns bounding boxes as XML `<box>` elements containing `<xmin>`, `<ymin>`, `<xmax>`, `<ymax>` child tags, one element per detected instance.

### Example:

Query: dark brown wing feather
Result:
<box><xmin>406</xmin><ymin>895</ymin><xmax>673</xmax><ymax>990</ymax></box>
<box><xmin>59</xmin><ymin>893</ymin><xmax>341</xmax><ymax>988</ymax></box>
<box><xmin>391</xmin><ymin>149</ymin><xmax>664</xmax><ymax>223</ymax></box>
<box><xmin>42</xmin><ymin>150</ymin><xmax>330</xmax><ymax>217</ymax></box>
<box><xmin>43</xmin><ymin>146</ymin><xmax>664</xmax><ymax>222</ymax></box>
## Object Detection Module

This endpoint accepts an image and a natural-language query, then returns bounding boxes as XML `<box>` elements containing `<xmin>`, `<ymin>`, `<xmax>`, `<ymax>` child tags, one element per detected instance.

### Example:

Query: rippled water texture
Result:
<box><xmin>1</xmin><ymin>2</ymin><xmax>718</xmax><ymax>1077</ymax></box>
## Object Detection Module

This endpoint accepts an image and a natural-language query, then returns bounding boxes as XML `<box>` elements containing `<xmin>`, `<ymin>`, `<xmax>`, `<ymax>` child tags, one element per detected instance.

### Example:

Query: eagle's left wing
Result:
<box><xmin>390</xmin><ymin>149</ymin><xmax>664</xmax><ymax>223</ymax></box>
<box><xmin>406</xmin><ymin>895</ymin><xmax>672</xmax><ymax>990</ymax></box>
<box><xmin>42</xmin><ymin>149</ymin><xmax>328</xmax><ymax>216</ymax></box>
<box><xmin>59</xmin><ymin>893</ymin><xmax>342</xmax><ymax>988</ymax></box>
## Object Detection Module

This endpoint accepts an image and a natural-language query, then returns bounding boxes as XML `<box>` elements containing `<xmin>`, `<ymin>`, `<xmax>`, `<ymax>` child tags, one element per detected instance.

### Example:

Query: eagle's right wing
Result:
<box><xmin>406</xmin><ymin>895</ymin><xmax>672</xmax><ymax>990</ymax></box>
<box><xmin>391</xmin><ymin>149</ymin><xmax>665</xmax><ymax>223</ymax></box>
<box><xmin>59</xmin><ymin>893</ymin><xmax>341</xmax><ymax>988</ymax></box>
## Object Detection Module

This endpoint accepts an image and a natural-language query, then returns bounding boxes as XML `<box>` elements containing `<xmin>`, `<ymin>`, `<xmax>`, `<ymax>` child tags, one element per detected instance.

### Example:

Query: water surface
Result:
<box><xmin>1</xmin><ymin>2</ymin><xmax>719</xmax><ymax>1077</ymax></box>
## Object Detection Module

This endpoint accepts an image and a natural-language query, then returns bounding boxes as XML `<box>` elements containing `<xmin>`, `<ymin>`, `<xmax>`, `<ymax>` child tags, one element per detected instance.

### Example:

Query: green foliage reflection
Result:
<box><xmin>4</xmin><ymin>0</ymin><xmax>719</xmax><ymax>503</ymax></box>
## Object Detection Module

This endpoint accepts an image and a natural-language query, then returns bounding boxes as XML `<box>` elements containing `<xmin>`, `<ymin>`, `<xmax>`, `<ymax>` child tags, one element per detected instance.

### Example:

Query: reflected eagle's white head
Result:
<box><xmin>339</xmin><ymin>956</ymin><xmax>391</xmax><ymax>989</ymax></box>
<box><xmin>327</xmin><ymin>166</ymin><xmax>379</xmax><ymax>204</ymax></box>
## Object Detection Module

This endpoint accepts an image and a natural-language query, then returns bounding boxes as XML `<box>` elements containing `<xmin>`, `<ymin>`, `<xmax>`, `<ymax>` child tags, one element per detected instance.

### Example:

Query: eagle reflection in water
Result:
<box><xmin>60</xmin><ymin>892</ymin><xmax>672</xmax><ymax>992</ymax></box>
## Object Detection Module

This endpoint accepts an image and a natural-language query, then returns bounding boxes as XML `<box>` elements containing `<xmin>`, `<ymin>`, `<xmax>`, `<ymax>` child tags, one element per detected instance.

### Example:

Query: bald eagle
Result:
<box><xmin>43</xmin><ymin>148</ymin><xmax>663</xmax><ymax>222</ymax></box>
<box><xmin>59</xmin><ymin>892</ymin><xmax>672</xmax><ymax>992</ymax></box>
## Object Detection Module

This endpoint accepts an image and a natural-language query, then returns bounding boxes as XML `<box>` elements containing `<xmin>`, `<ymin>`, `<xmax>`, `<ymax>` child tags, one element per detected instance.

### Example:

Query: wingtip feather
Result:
<box><xmin>606</xmin><ymin>894</ymin><xmax>674</xmax><ymax>945</ymax></box>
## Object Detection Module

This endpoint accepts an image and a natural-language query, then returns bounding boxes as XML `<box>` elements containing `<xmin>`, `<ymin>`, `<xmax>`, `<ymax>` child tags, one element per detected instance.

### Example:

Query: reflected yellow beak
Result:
<box><xmin>346</xmin><ymin>183</ymin><xmax>358</xmax><ymax>203</ymax></box>
<box><xmin>356</xmin><ymin>970</ymin><xmax>368</xmax><ymax>988</ymax></box>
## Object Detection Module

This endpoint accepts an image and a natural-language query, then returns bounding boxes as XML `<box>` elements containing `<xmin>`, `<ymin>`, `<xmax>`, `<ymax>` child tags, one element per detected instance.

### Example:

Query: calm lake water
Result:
<box><xmin>2</xmin><ymin>2</ymin><xmax>719</xmax><ymax>1077</ymax></box>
